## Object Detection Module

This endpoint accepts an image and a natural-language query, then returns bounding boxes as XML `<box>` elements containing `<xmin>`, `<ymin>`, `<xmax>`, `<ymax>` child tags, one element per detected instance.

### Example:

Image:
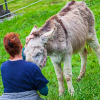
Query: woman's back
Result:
<box><xmin>0</xmin><ymin>32</ymin><xmax>49</xmax><ymax>100</ymax></box>
<box><xmin>1</xmin><ymin>60</ymin><xmax>48</xmax><ymax>93</ymax></box>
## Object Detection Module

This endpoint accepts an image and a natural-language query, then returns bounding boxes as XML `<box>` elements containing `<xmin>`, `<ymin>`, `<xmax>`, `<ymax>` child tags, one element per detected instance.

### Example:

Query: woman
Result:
<box><xmin>0</xmin><ymin>32</ymin><xmax>49</xmax><ymax>100</ymax></box>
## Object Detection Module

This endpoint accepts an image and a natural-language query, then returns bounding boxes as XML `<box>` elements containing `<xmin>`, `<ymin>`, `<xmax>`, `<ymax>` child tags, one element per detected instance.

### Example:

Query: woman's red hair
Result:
<box><xmin>3</xmin><ymin>32</ymin><xmax>22</xmax><ymax>57</ymax></box>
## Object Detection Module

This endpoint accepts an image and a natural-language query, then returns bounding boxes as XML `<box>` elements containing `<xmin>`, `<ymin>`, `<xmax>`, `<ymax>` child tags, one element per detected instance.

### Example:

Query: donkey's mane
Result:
<box><xmin>59</xmin><ymin>0</ymin><xmax>75</xmax><ymax>16</ymax></box>
<box><xmin>40</xmin><ymin>15</ymin><xmax>68</xmax><ymax>36</ymax></box>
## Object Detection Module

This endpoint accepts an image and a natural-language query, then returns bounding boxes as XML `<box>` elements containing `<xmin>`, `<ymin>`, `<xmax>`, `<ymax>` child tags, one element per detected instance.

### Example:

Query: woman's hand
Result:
<box><xmin>25</xmin><ymin>34</ymin><xmax>34</xmax><ymax>48</ymax></box>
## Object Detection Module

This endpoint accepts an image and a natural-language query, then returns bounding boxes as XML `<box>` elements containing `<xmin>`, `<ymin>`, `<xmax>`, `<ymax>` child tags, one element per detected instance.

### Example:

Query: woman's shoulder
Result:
<box><xmin>0</xmin><ymin>60</ymin><xmax>10</xmax><ymax>71</ymax></box>
<box><xmin>1</xmin><ymin>60</ymin><xmax>39</xmax><ymax>69</ymax></box>
<box><xmin>22</xmin><ymin>60</ymin><xmax>40</xmax><ymax>71</ymax></box>
<box><xmin>23</xmin><ymin>60</ymin><xmax>38</xmax><ymax>67</ymax></box>
<box><xmin>1</xmin><ymin>60</ymin><xmax>9</xmax><ymax>66</ymax></box>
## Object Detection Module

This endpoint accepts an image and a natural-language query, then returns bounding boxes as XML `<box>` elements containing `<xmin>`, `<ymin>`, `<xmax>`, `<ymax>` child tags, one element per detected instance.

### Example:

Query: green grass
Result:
<box><xmin>0</xmin><ymin>0</ymin><xmax>100</xmax><ymax>99</ymax></box>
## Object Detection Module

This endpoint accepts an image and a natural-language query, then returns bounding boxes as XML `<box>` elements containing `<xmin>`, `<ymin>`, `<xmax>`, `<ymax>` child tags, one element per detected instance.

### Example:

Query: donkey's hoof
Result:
<box><xmin>70</xmin><ymin>90</ymin><xmax>74</xmax><ymax>96</ymax></box>
<box><xmin>59</xmin><ymin>93</ymin><xmax>63</xmax><ymax>96</ymax></box>
<box><xmin>59</xmin><ymin>90</ymin><xmax>64</xmax><ymax>96</ymax></box>
<box><xmin>77</xmin><ymin>77</ymin><xmax>81</xmax><ymax>82</ymax></box>
<box><xmin>77</xmin><ymin>73</ymin><xmax>85</xmax><ymax>82</ymax></box>
<box><xmin>68</xmin><ymin>88</ymin><xmax>74</xmax><ymax>96</ymax></box>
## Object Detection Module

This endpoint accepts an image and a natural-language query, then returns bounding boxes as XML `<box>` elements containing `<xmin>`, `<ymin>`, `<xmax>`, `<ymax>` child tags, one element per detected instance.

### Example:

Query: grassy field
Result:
<box><xmin>0</xmin><ymin>0</ymin><xmax>100</xmax><ymax>100</ymax></box>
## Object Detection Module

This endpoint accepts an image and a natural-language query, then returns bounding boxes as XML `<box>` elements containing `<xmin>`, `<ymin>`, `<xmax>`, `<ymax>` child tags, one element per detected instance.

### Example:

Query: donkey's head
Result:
<box><xmin>24</xmin><ymin>20</ymin><xmax>57</xmax><ymax>69</ymax></box>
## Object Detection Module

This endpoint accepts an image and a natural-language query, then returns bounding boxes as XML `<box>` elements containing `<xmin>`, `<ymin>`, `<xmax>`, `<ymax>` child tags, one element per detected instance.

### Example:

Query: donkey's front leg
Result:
<box><xmin>51</xmin><ymin>57</ymin><xmax>65</xmax><ymax>96</ymax></box>
<box><xmin>63</xmin><ymin>55</ymin><xmax>74</xmax><ymax>95</ymax></box>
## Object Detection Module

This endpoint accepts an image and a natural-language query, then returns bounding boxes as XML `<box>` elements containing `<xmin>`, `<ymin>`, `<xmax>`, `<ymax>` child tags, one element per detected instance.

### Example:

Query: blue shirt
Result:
<box><xmin>1</xmin><ymin>60</ymin><xmax>49</xmax><ymax>93</ymax></box>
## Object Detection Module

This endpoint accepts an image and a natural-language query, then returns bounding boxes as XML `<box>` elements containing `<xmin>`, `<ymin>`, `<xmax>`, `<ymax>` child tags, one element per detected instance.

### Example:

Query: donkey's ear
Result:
<box><xmin>40</xmin><ymin>20</ymin><xmax>54</xmax><ymax>32</ymax></box>
<box><xmin>30</xmin><ymin>25</ymin><xmax>38</xmax><ymax>35</ymax></box>
<box><xmin>40</xmin><ymin>27</ymin><xmax>57</xmax><ymax>44</ymax></box>
<box><xmin>34</xmin><ymin>25</ymin><xmax>38</xmax><ymax>28</ymax></box>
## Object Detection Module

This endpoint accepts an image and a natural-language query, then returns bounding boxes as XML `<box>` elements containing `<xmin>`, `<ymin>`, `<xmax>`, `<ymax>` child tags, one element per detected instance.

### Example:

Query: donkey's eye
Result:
<box><xmin>36</xmin><ymin>53</ymin><xmax>41</xmax><ymax>57</ymax></box>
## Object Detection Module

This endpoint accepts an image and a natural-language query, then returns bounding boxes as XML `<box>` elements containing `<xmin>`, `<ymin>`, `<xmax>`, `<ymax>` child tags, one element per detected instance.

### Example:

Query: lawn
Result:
<box><xmin>0</xmin><ymin>0</ymin><xmax>100</xmax><ymax>100</ymax></box>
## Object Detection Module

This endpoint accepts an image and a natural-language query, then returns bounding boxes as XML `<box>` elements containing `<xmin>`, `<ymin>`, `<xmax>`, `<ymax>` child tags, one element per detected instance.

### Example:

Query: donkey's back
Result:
<box><xmin>57</xmin><ymin>1</ymin><xmax>95</xmax><ymax>53</ymax></box>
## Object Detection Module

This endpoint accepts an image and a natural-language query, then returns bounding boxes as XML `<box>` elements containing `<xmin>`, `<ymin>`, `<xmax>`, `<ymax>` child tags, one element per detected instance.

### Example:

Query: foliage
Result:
<box><xmin>0</xmin><ymin>0</ymin><xmax>100</xmax><ymax>99</ymax></box>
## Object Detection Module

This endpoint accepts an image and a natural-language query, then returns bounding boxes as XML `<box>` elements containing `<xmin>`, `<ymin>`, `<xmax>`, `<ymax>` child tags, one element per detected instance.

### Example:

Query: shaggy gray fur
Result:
<box><xmin>24</xmin><ymin>1</ymin><xmax>100</xmax><ymax>95</ymax></box>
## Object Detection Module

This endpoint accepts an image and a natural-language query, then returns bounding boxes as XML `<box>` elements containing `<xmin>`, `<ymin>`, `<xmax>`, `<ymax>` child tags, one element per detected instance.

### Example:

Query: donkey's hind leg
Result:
<box><xmin>87</xmin><ymin>35</ymin><xmax>100</xmax><ymax>65</ymax></box>
<box><xmin>87</xmin><ymin>26</ymin><xmax>100</xmax><ymax>65</ymax></box>
<box><xmin>77</xmin><ymin>48</ymin><xmax>88</xmax><ymax>82</ymax></box>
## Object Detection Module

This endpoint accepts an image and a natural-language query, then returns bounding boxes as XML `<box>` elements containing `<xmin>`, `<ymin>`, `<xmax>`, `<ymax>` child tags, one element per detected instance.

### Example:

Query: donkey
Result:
<box><xmin>24</xmin><ymin>0</ymin><xmax>100</xmax><ymax>95</ymax></box>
